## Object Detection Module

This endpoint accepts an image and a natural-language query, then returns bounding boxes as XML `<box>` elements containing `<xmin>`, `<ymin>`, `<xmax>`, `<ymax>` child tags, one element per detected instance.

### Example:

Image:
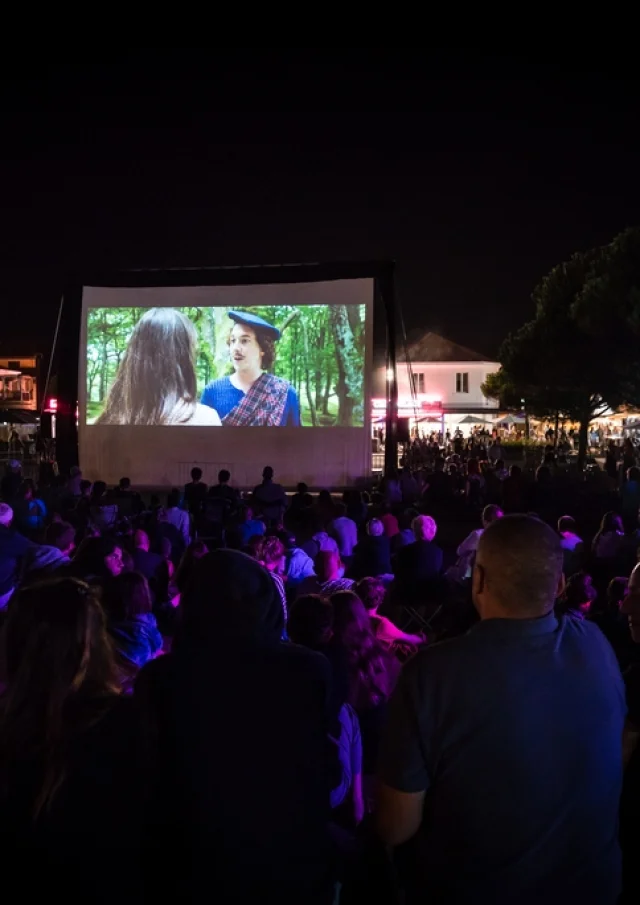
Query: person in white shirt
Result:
<box><xmin>165</xmin><ymin>489</ymin><xmax>191</xmax><ymax>547</ymax></box>
<box><xmin>447</xmin><ymin>504</ymin><xmax>504</xmax><ymax>582</ymax></box>
<box><xmin>330</xmin><ymin>503</ymin><xmax>358</xmax><ymax>562</ymax></box>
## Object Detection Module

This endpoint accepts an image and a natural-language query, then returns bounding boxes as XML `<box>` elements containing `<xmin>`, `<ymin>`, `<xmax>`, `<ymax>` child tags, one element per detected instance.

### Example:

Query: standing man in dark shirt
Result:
<box><xmin>378</xmin><ymin>515</ymin><xmax>626</xmax><ymax>905</ymax></box>
<box><xmin>252</xmin><ymin>465</ymin><xmax>287</xmax><ymax>525</ymax></box>
<box><xmin>183</xmin><ymin>467</ymin><xmax>208</xmax><ymax>517</ymax></box>
<box><xmin>205</xmin><ymin>469</ymin><xmax>240</xmax><ymax>524</ymax></box>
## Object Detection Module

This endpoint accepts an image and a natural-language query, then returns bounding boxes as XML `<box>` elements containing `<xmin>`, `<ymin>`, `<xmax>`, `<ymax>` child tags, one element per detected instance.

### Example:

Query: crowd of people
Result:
<box><xmin>0</xmin><ymin>455</ymin><xmax>638</xmax><ymax>903</ymax></box>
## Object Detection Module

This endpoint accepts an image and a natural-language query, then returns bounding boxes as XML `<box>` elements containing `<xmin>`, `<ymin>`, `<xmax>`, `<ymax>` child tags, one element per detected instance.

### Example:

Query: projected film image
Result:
<box><xmin>86</xmin><ymin>304</ymin><xmax>366</xmax><ymax>427</ymax></box>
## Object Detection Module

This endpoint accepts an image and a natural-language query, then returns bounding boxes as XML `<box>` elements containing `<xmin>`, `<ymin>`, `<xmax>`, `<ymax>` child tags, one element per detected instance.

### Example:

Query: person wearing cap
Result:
<box><xmin>201</xmin><ymin>310</ymin><xmax>301</xmax><ymax>426</ymax></box>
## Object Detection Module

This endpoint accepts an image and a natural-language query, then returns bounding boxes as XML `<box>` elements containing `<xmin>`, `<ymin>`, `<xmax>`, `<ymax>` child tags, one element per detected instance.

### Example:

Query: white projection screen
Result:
<box><xmin>78</xmin><ymin>278</ymin><xmax>374</xmax><ymax>488</ymax></box>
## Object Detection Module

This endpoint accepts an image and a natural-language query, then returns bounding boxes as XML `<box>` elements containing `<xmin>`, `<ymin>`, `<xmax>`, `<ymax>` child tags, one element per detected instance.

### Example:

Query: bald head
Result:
<box><xmin>473</xmin><ymin>515</ymin><xmax>564</xmax><ymax>619</ymax></box>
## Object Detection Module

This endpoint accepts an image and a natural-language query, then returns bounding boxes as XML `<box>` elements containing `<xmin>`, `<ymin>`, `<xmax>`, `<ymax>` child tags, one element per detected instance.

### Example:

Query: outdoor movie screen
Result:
<box><xmin>85</xmin><ymin>303</ymin><xmax>366</xmax><ymax>428</ymax></box>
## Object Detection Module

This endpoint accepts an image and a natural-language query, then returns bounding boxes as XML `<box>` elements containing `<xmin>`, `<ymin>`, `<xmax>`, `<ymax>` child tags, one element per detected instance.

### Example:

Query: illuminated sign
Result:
<box><xmin>372</xmin><ymin>396</ymin><xmax>443</xmax><ymax>419</ymax></box>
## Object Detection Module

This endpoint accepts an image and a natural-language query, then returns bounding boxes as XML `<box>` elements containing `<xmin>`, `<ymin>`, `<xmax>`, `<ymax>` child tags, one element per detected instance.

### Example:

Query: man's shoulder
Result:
<box><xmin>203</xmin><ymin>376</ymin><xmax>231</xmax><ymax>392</ymax></box>
<box><xmin>404</xmin><ymin>633</ymin><xmax>470</xmax><ymax>682</ymax></box>
<box><xmin>559</xmin><ymin>612</ymin><xmax>613</xmax><ymax>645</ymax></box>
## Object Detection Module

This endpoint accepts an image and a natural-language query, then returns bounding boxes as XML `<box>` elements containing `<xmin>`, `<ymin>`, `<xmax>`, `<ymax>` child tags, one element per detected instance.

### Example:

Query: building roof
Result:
<box><xmin>401</xmin><ymin>331</ymin><xmax>491</xmax><ymax>363</ymax></box>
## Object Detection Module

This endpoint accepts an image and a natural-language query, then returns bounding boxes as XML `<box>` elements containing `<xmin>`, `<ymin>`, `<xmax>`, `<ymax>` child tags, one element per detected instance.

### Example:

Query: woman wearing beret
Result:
<box><xmin>201</xmin><ymin>310</ymin><xmax>301</xmax><ymax>427</ymax></box>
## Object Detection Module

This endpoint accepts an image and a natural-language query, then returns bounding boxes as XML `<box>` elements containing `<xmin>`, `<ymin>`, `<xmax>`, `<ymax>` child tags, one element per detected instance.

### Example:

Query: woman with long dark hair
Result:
<box><xmin>0</xmin><ymin>578</ymin><xmax>140</xmax><ymax>901</ymax></box>
<box><xmin>330</xmin><ymin>590</ymin><xmax>400</xmax><ymax>806</ymax></box>
<box><xmin>102</xmin><ymin>571</ymin><xmax>163</xmax><ymax>682</ymax></box>
<box><xmin>96</xmin><ymin>307</ymin><xmax>221</xmax><ymax>426</ymax></box>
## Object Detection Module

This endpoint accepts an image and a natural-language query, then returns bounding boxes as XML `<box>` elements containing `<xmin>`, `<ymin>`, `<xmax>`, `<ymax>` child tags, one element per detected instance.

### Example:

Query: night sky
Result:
<box><xmin>0</xmin><ymin>51</ymin><xmax>638</xmax><ymax>361</ymax></box>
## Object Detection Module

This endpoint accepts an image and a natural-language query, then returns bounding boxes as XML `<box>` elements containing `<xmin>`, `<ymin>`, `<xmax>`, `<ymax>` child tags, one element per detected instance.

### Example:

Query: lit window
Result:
<box><xmin>456</xmin><ymin>372</ymin><xmax>469</xmax><ymax>393</ymax></box>
<box><xmin>412</xmin><ymin>373</ymin><xmax>425</xmax><ymax>394</ymax></box>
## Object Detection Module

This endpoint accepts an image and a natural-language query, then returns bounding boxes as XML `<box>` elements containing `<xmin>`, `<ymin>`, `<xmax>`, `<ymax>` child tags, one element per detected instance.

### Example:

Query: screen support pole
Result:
<box><xmin>382</xmin><ymin>263</ymin><xmax>398</xmax><ymax>476</ymax></box>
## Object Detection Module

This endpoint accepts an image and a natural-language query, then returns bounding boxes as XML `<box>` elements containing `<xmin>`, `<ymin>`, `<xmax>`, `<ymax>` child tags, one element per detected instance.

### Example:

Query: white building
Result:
<box><xmin>372</xmin><ymin>332</ymin><xmax>500</xmax><ymax>435</ymax></box>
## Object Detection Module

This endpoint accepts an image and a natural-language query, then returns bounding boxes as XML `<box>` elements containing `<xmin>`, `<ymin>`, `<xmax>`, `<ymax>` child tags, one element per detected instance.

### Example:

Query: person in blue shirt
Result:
<box><xmin>378</xmin><ymin>514</ymin><xmax>626</xmax><ymax>905</ymax></box>
<box><xmin>201</xmin><ymin>310</ymin><xmax>301</xmax><ymax>426</ymax></box>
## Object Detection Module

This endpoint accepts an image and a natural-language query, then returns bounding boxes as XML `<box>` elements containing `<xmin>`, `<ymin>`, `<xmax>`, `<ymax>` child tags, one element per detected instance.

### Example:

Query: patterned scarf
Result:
<box><xmin>222</xmin><ymin>372</ymin><xmax>290</xmax><ymax>427</ymax></box>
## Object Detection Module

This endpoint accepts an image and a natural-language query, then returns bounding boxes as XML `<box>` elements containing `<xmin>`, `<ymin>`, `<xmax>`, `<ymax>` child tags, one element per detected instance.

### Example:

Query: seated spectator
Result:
<box><xmin>593</xmin><ymin>511</ymin><xmax>626</xmax><ymax>562</ymax></box>
<box><xmin>501</xmin><ymin>464</ymin><xmax>525</xmax><ymax>512</ymax></box>
<box><xmin>382</xmin><ymin>468</ymin><xmax>402</xmax><ymax>507</ymax></box>
<box><xmin>592</xmin><ymin>577</ymin><xmax>636</xmax><ymax>670</ymax></box>
<box><xmin>154</xmin><ymin>506</ymin><xmax>186</xmax><ymax>563</ymax></box>
<box><xmin>380</xmin><ymin>509</ymin><xmax>399</xmax><ymax>538</ymax></box>
<box><xmin>393</xmin><ymin>515</ymin><xmax>443</xmax><ymax>603</ymax></box>
<box><xmin>0</xmin><ymin>503</ymin><xmax>31</xmax><ymax>610</ymax></box>
<box><xmin>135</xmin><ymin>550</ymin><xmax>334</xmax><ymax>903</ymax></box>
<box><xmin>350</xmin><ymin>518</ymin><xmax>392</xmax><ymax>580</ymax></box>
<box><xmin>311</xmin><ymin>529</ymin><xmax>340</xmax><ymax>557</ymax></box>
<box><xmin>557</xmin><ymin>571</ymin><xmax>597</xmax><ymax>620</ymax></box>
<box><xmin>237</xmin><ymin>505</ymin><xmax>266</xmax><ymax>546</ymax></box>
<box><xmin>448</xmin><ymin>504</ymin><xmax>503</xmax><ymax>583</ymax></box>
<box><xmin>0</xmin><ymin>577</ymin><xmax>139</xmax><ymax>902</ymax></box>
<box><xmin>343</xmin><ymin>489</ymin><xmax>368</xmax><ymax>528</ymax></box>
<box><xmin>378</xmin><ymin>515</ymin><xmax>626</xmax><ymax>904</ymax></box>
<box><xmin>494</xmin><ymin>457</ymin><xmax>509</xmax><ymax>481</ymax></box>
<box><xmin>12</xmin><ymin>481</ymin><xmax>47</xmax><ymax>538</ymax></box>
<box><xmin>357</xmin><ymin>576</ymin><xmax>424</xmax><ymax>649</ymax></box>
<box><xmin>277</xmin><ymin>530</ymin><xmax>315</xmax><ymax>588</ymax></box>
<box><xmin>250</xmin><ymin>534</ymin><xmax>288</xmax><ymax>630</ymax></box>
<box><xmin>183</xmin><ymin>466</ymin><xmax>208</xmax><ymax>516</ymax></box>
<box><xmin>69</xmin><ymin>536</ymin><xmax>124</xmax><ymax>585</ymax></box>
<box><xmin>164</xmin><ymin>489</ymin><xmax>190</xmax><ymax>548</ymax></box>
<box><xmin>132</xmin><ymin>529</ymin><xmax>164</xmax><ymax>581</ymax></box>
<box><xmin>102</xmin><ymin>571</ymin><xmax>163</xmax><ymax>680</ymax></box>
<box><xmin>23</xmin><ymin>521</ymin><xmax>75</xmax><ymax>578</ymax></box>
<box><xmin>391</xmin><ymin>509</ymin><xmax>418</xmax><ymax>553</ymax></box>
<box><xmin>329</xmin><ymin>502</ymin><xmax>358</xmax><ymax>562</ymax></box>
<box><xmin>88</xmin><ymin>481</ymin><xmax>118</xmax><ymax>533</ymax></box>
<box><xmin>316</xmin><ymin>550</ymin><xmax>354</xmax><ymax>597</ymax></box>
<box><xmin>558</xmin><ymin>515</ymin><xmax>585</xmax><ymax>578</ymax></box>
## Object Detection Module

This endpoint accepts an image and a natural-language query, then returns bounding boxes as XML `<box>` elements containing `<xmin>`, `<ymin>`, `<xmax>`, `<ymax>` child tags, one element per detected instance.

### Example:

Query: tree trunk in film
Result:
<box><xmin>99</xmin><ymin>310</ymin><xmax>108</xmax><ymax>402</ymax></box>
<box><xmin>330</xmin><ymin>305</ymin><xmax>358</xmax><ymax>426</ymax></box>
<box><xmin>315</xmin><ymin>328</ymin><xmax>325</xmax><ymax>410</ymax></box>
<box><xmin>322</xmin><ymin>368</ymin><xmax>332</xmax><ymax>415</ymax></box>
<box><xmin>300</xmin><ymin>317</ymin><xmax>318</xmax><ymax>426</ymax></box>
